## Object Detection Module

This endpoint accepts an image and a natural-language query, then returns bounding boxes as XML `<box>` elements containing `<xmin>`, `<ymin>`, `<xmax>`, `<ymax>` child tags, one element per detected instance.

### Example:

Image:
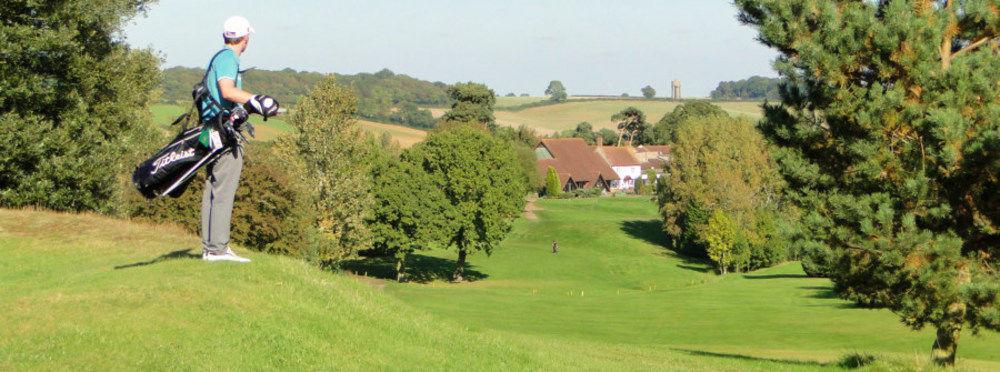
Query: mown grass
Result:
<box><xmin>494</xmin><ymin>100</ymin><xmax>764</xmax><ymax>134</ymax></box>
<box><xmin>0</xmin><ymin>209</ymin><xmax>878</xmax><ymax>371</ymax></box>
<box><xmin>376</xmin><ymin>197</ymin><xmax>1000</xmax><ymax>370</ymax></box>
<box><xmin>151</xmin><ymin>104</ymin><xmax>426</xmax><ymax>147</ymax></box>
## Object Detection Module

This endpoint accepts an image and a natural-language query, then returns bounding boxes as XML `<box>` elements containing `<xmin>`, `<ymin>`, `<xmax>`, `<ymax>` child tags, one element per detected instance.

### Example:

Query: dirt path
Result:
<box><xmin>522</xmin><ymin>194</ymin><xmax>542</xmax><ymax>220</ymax></box>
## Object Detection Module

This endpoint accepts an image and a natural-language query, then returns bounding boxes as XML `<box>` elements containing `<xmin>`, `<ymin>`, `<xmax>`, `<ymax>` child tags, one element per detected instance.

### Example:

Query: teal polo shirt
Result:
<box><xmin>199</xmin><ymin>47</ymin><xmax>242</xmax><ymax>122</ymax></box>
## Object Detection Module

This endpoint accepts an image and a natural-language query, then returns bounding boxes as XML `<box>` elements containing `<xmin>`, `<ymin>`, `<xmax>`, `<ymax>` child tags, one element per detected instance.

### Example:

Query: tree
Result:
<box><xmin>275</xmin><ymin>76</ymin><xmax>375</xmax><ymax>265</ymax></box>
<box><xmin>545</xmin><ymin>166</ymin><xmax>562</xmax><ymax>197</ymax></box>
<box><xmin>0</xmin><ymin>0</ymin><xmax>161</xmax><ymax>214</ymax></box>
<box><xmin>648</xmin><ymin>101</ymin><xmax>728</xmax><ymax>144</ymax></box>
<box><xmin>545</xmin><ymin>80</ymin><xmax>568</xmax><ymax>102</ymax></box>
<box><xmin>597</xmin><ymin>128</ymin><xmax>618</xmax><ymax>146</ymax></box>
<box><xmin>572</xmin><ymin>122</ymin><xmax>596</xmax><ymax>144</ymax></box>
<box><xmin>704</xmin><ymin>210</ymin><xmax>738</xmax><ymax>274</ymax></box>
<box><xmin>406</xmin><ymin>124</ymin><xmax>526</xmax><ymax>281</ymax></box>
<box><xmin>657</xmin><ymin>115</ymin><xmax>787</xmax><ymax>269</ymax></box>
<box><xmin>709</xmin><ymin>76</ymin><xmax>782</xmax><ymax>100</ymax></box>
<box><xmin>736</xmin><ymin>0</ymin><xmax>999</xmax><ymax>365</ymax></box>
<box><xmin>441</xmin><ymin>82</ymin><xmax>496</xmax><ymax>127</ymax></box>
<box><xmin>612</xmin><ymin>107</ymin><xmax>648</xmax><ymax>146</ymax></box>
<box><xmin>641</xmin><ymin>85</ymin><xmax>657</xmax><ymax>99</ymax></box>
<box><xmin>505</xmin><ymin>93</ymin><xmax>516</xmax><ymax>97</ymax></box>
<box><xmin>368</xmin><ymin>156</ymin><xmax>452</xmax><ymax>281</ymax></box>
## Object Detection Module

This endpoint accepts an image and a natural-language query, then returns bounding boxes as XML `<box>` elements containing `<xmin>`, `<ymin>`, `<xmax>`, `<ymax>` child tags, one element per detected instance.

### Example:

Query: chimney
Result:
<box><xmin>596</xmin><ymin>135</ymin><xmax>603</xmax><ymax>148</ymax></box>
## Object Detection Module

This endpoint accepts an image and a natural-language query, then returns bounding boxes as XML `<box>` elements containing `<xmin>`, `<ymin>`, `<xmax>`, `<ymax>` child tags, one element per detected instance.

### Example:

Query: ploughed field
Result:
<box><xmin>3</xmin><ymin>198</ymin><xmax>997</xmax><ymax>370</ymax></box>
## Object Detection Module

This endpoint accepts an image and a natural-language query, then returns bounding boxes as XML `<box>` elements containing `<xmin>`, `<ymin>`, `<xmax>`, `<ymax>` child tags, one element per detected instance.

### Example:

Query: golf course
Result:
<box><xmin>3</xmin><ymin>198</ymin><xmax>998</xmax><ymax>370</ymax></box>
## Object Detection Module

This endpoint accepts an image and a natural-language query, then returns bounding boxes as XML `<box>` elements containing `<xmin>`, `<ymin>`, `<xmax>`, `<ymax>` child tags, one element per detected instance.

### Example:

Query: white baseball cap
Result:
<box><xmin>223</xmin><ymin>16</ymin><xmax>254</xmax><ymax>38</ymax></box>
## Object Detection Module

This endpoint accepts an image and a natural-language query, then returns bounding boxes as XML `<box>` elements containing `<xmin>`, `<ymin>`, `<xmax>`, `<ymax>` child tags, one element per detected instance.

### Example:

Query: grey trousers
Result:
<box><xmin>201</xmin><ymin>149</ymin><xmax>243</xmax><ymax>254</ymax></box>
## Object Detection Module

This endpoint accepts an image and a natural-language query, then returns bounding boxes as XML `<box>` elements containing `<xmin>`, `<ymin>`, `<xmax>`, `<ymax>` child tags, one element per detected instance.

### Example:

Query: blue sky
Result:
<box><xmin>123</xmin><ymin>0</ymin><xmax>778</xmax><ymax>98</ymax></box>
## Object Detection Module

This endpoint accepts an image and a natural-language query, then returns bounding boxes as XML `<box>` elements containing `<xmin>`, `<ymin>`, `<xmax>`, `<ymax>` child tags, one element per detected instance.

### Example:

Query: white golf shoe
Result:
<box><xmin>202</xmin><ymin>247</ymin><xmax>251</xmax><ymax>263</ymax></box>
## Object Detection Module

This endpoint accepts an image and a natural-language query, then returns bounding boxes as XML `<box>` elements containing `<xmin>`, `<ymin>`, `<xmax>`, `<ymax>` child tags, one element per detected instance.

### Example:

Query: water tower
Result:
<box><xmin>671</xmin><ymin>80</ymin><xmax>681</xmax><ymax>100</ymax></box>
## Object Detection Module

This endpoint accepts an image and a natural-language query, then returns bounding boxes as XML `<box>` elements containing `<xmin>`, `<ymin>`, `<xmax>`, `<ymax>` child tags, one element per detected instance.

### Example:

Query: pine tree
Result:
<box><xmin>736</xmin><ymin>0</ymin><xmax>998</xmax><ymax>365</ymax></box>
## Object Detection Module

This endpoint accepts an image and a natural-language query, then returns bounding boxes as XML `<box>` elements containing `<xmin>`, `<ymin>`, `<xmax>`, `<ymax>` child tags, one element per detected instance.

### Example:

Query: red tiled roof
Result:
<box><xmin>596</xmin><ymin>146</ymin><xmax>641</xmax><ymax>166</ymax></box>
<box><xmin>536</xmin><ymin>138</ymin><xmax>619</xmax><ymax>187</ymax></box>
<box><xmin>637</xmin><ymin>145</ymin><xmax>670</xmax><ymax>154</ymax></box>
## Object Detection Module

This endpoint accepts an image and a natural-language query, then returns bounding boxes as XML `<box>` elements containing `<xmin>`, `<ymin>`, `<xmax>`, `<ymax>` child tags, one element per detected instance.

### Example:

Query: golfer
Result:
<box><xmin>199</xmin><ymin>15</ymin><xmax>259</xmax><ymax>263</ymax></box>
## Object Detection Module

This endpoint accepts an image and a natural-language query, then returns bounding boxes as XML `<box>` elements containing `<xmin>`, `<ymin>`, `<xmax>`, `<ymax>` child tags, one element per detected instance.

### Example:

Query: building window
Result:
<box><xmin>535</xmin><ymin>146</ymin><xmax>553</xmax><ymax>159</ymax></box>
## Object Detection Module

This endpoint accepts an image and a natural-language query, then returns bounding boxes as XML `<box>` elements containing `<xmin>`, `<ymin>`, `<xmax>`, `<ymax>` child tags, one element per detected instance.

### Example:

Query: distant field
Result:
<box><xmin>495</xmin><ymin>96</ymin><xmax>548</xmax><ymax>108</ymax></box>
<box><xmin>358</xmin><ymin>119</ymin><xmax>427</xmax><ymax>148</ymax></box>
<box><xmin>494</xmin><ymin>100</ymin><xmax>764</xmax><ymax>134</ymax></box>
<box><xmin>151</xmin><ymin>104</ymin><xmax>425</xmax><ymax>147</ymax></box>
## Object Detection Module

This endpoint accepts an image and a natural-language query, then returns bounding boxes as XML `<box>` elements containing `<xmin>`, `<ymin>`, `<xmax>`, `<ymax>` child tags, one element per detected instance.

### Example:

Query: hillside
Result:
<box><xmin>4</xmin><ymin>200</ymin><xmax>1000</xmax><ymax>369</ymax></box>
<box><xmin>1</xmin><ymin>209</ymin><xmax>850</xmax><ymax>371</ymax></box>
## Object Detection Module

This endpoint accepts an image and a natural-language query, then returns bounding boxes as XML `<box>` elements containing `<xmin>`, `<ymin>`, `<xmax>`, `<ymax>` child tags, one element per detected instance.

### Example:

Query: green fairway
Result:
<box><xmin>4</xmin><ymin>200</ymin><xmax>997</xmax><ymax>370</ymax></box>
<box><xmin>0</xmin><ymin>209</ymin><xmax>866</xmax><ymax>371</ymax></box>
<box><xmin>494</xmin><ymin>100</ymin><xmax>764</xmax><ymax>134</ymax></box>
<box><xmin>377</xmin><ymin>197</ymin><xmax>1000</xmax><ymax>368</ymax></box>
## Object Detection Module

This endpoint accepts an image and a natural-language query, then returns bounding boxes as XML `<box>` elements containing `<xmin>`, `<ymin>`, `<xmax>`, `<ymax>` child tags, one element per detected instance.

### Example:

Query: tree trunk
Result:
<box><xmin>395</xmin><ymin>253</ymin><xmax>406</xmax><ymax>282</ymax></box>
<box><xmin>932</xmin><ymin>323</ymin><xmax>961</xmax><ymax>366</ymax></box>
<box><xmin>453</xmin><ymin>249</ymin><xmax>467</xmax><ymax>282</ymax></box>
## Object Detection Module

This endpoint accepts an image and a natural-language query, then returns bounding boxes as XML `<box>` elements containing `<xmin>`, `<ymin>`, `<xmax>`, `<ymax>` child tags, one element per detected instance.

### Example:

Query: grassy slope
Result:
<box><xmin>494</xmin><ymin>100</ymin><xmax>763</xmax><ymax>134</ymax></box>
<box><xmin>2</xmin><ymin>209</ymin><xmax>840</xmax><ymax>371</ymax></box>
<box><xmin>384</xmin><ymin>198</ymin><xmax>1000</xmax><ymax>369</ymax></box>
<box><xmin>151</xmin><ymin>104</ymin><xmax>426</xmax><ymax>148</ymax></box>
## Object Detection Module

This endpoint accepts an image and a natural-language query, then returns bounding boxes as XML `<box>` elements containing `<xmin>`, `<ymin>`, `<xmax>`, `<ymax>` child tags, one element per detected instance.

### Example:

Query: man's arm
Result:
<box><xmin>218</xmin><ymin>78</ymin><xmax>254</xmax><ymax>104</ymax></box>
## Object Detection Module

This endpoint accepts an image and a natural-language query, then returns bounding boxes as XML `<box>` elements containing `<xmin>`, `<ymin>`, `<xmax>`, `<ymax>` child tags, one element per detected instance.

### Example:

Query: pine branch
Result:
<box><xmin>940</xmin><ymin>0</ymin><xmax>956</xmax><ymax>70</ymax></box>
<box><xmin>949</xmin><ymin>36</ymin><xmax>995</xmax><ymax>61</ymax></box>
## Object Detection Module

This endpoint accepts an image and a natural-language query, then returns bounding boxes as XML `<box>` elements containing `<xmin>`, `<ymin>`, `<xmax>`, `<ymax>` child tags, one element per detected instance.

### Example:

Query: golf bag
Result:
<box><xmin>132</xmin><ymin>94</ymin><xmax>251</xmax><ymax>199</ymax></box>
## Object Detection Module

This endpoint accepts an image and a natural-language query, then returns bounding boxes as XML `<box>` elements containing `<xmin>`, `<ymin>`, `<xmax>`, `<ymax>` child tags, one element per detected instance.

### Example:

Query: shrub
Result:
<box><xmin>1</xmin><ymin>2</ymin><xmax>160</xmax><ymax>215</ymax></box>
<box><xmin>126</xmin><ymin>144</ymin><xmax>319</xmax><ymax>257</ymax></box>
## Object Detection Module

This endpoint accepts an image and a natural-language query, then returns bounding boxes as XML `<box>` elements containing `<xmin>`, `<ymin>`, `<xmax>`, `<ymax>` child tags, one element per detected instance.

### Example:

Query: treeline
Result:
<box><xmin>550</xmin><ymin>100</ymin><xmax>732</xmax><ymax>147</ymax></box>
<box><xmin>709</xmin><ymin>76</ymin><xmax>781</xmax><ymax>100</ymax></box>
<box><xmin>160</xmin><ymin>67</ymin><xmax>448</xmax><ymax>129</ymax></box>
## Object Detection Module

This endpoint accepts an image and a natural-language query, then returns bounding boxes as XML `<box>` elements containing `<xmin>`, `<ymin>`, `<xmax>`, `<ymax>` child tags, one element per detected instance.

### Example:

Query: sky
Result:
<box><xmin>123</xmin><ymin>0</ymin><xmax>779</xmax><ymax>98</ymax></box>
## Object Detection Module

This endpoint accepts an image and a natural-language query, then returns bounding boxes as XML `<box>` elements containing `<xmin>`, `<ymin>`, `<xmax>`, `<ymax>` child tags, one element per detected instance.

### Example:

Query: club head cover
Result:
<box><xmin>244</xmin><ymin>95</ymin><xmax>280</xmax><ymax>121</ymax></box>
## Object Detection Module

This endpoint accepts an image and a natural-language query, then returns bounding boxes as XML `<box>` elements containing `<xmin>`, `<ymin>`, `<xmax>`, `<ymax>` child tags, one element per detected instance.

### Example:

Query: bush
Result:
<box><xmin>1</xmin><ymin>2</ymin><xmax>161</xmax><ymax>215</ymax></box>
<box><xmin>126</xmin><ymin>144</ymin><xmax>319</xmax><ymax>257</ymax></box>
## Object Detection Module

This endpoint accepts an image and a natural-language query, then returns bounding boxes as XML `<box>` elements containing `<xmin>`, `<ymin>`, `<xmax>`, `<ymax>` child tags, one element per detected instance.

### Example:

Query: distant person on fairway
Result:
<box><xmin>199</xmin><ymin>16</ymin><xmax>262</xmax><ymax>263</ymax></box>
<box><xmin>552</xmin><ymin>240</ymin><xmax>558</xmax><ymax>254</ymax></box>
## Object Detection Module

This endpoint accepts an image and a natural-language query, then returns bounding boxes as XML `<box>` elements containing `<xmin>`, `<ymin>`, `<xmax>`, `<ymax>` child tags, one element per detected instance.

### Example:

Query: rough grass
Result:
<box><xmin>493</xmin><ymin>100</ymin><xmax>764</xmax><ymax>134</ymax></box>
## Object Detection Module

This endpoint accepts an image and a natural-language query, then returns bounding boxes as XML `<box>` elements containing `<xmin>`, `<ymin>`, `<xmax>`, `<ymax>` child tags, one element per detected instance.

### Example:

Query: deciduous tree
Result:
<box><xmin>545</xmin><ymin>80</ymin><xmax>568</xmax><ymax>102</ymax></box>
<box><xmin>407</xmin><ymin>124</ymin><xmax>527</xmax><ymax>281</ymax></box>
<box><xmin>641</xmin><ymin>85</ymin><xmax>657</xmax><ymax>99</ymax></box>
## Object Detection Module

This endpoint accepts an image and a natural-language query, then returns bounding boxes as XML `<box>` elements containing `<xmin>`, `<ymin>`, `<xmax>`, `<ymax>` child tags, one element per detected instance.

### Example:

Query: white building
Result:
<box><xmin>595</xmin><ymin>144</ymin><xmax>642</xmax><ymax>191</ymax></box>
